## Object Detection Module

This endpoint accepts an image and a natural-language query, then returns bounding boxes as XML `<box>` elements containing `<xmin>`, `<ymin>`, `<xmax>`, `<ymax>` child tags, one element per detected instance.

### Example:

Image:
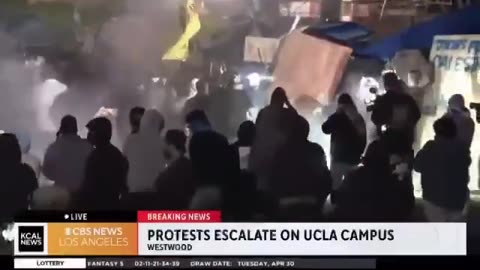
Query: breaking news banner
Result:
<box><xmin>10</xmin><ymin>211</ymin><xmax>467</xmax><ymax>269</ymax></box>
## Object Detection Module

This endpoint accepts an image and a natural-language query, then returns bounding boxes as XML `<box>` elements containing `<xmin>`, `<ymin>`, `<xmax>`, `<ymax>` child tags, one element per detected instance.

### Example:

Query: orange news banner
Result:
<box><xmin>47</xmin><ymin>223</ymin><xmax>138</xmax><ymax>256</ymax></box>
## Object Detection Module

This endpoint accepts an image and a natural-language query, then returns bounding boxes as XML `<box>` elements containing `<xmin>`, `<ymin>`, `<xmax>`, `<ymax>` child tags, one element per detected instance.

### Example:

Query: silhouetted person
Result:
<box><xmin>0</xmin><ymin>134</ymin><xmax>37</xmax><ymax>222</ymax></box>
<box><xmin>372</xmin><ymin>72</ymin><xmax>419</xmax><ymax>218</ymax></box>
<box><xmin>128</xmin><ymin>107</ymin><xmax>145</xmax><ymax>135</ymax></box>
<box><xmin>250</xmin><ymin>87</ymin><xmax>298</xmax><ymax>191</ymax></box>
<box><xmin>444</xmin><ymin>94</ymin><xmax>475</xmax><ymax>149</ymax></box>
<box><xmin>233</xmin><ymin>121</ymin><xmax>256</xmax><ymax>147</ymax></box>
<box><xmin>183</xmin><ymin>79</ymin><xmax>210</xmax><ymax>119</ymax></box>
<box><xmin>189</xmin><ymin>127</ymin><xmax>252</xmax><ymax>220</ymax></box>
<box><xmin>112</xmin><ymin>88</ymin><xmax>144</xmax><ymax>144</ymax></box>
<box><xmin>381</xmin><ymin>128</ymin><xmax>416</xmax><ymax>219</ymax></box>
<box><xmin>15</xmin><ymin>131</ymin><xmax>41</xmax><ymax>179</ymax></box>
<box><xmin>334</xmin><ymin>140</ymin><xmax>399</xmax><ymax>221</ymax></box>
<box><xmin>43</xmin><ymin>115</ymin><xmax>92</xmax><ymax>193</ymax></box>
<box><xmin>231</xmin><ymin>120</ymin><xmax>256</xmax><ymax>170</ymax></box>
<box><xmin>371</xmin><ymin>72</ymin><xmax>421</xmax><ymax>152</ymax></box>
<box><xmin>123</xmin><ymin>109</ymin><xmax>166</xmax><ymax>192</ymax></box>
<box><xmin>322</xmin><ymin>93</ymin><xmax>366</xmax><ymax>198</ymax></box>
<box><xmin>78</xmin><ymin>117</ymin><xmax>128</xmax><ymax>210</ymax></box>
<box><xmin>185</xmin><ymin>109</ymin><xmax>212</xmax><ymax>137</ymax></box>
<box><xmin>155</xmin><ymin>129</ymin><xmax>195</xmax><ymax>209</ymax></box>
<box><xmin>415</xmin><ymin>117</ymin><xmax>470</xmax><ymax>221</ymax></box>
<box><xmin>188</xmin><ymin>130</ymin><xmax>233</xmax><ymax>211</ymax></box>
<box><xmin>270</xmin><ymin>116</ymin><xmax>332</xmax><ymax>222</ymax></box>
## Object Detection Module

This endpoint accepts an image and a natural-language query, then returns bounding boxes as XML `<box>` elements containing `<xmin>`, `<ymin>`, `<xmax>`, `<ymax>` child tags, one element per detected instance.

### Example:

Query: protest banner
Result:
<box><xmin>279</xmin><ymin>1</ymin><xmax>322</xmax><ymax>18</ymax></box>
<box><xmin>243</xmin><ymin>36</ymin><xmax>280</xmax><ymax>63</ymax></box>
<box><xmin>430</xmin><ymin>35</ymin><xmax>480</xmax><ymax>105</ymax></box>
<box><xmin>392</xmin><ymin>49</ymin><xmax>435</xmax><ymax>114</ymax></box>
<box><xmin>272</xmin><ymin>30</ymin><xmax>352</xmax><ymax>105</ymax></box>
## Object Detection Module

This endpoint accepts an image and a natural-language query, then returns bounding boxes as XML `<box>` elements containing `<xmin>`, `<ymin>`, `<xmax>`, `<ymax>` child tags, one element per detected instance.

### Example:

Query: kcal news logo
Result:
<box><xmin>18</xmin><ymin>226</ymin><xmax>44</xmax><ymax>252</ymax></box>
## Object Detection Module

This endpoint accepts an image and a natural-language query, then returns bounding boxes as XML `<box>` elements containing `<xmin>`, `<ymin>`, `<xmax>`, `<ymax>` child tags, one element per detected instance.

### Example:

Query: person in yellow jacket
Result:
<box><xmin>162</xmin><ymin>0</ymin><xmax>202</xmax><ymax>61</ymax></box>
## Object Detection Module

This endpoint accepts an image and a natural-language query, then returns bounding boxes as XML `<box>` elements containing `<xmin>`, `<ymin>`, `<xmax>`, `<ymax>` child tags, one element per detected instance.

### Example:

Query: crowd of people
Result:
<box><xmin>0</xmin><ymin>71</ymin><xmax>475</xmax><ymax>223</ymax></box>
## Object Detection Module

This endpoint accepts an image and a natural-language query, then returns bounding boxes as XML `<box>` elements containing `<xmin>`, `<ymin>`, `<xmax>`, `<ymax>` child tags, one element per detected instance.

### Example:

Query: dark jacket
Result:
<box><xmin>414</xmin><ymin>139</ymin><xmax>471</xmax><ymax>211</ymax></box>
<box><xmin>189</xmin><ymin>130</ymin><xmax>237</xmax><ymax>187</ymax></box>
<box><xmin>249</xmin><ymin>104</ymin><xmax>298</xmax><ymax>183</ymax></box>
<box><xmin>372</xmin><ymin>91</ymin><xmax>421</xmax><ymax>147</ymax></box>
<box><xmin>268</xmin><ymin>140</ymin><xmax>331</xmax><ymax>222</ymax></box>
<box><xmin>270</xmin><ymin>141</ymin><xmax>331</xmax><ymax>202</ymax></box>
<box><xmin>334</xmin><ymin>139</ymin><xmax>414</xmax><ymax>221</ymax></box>
<box><xmin>334</xmin><ymin>166</ymin><xmax>399</xmax><ymax>222</ymax></box>
<box><xmin>155</xmin><ymin>156</ymin><xmax>196</xmax><ymax>209</ymax></box>
<box><xmin>0</xmin><ymin>134</ymin><xmax>38</xmax><ymax>221</ymax></box>
<box><xmin>445</xmin><ymin>109</ymin><xmax>475</xmax><ymax>149</ymax></box>
<box><xmin>322</xmin><ymin>111</ymin><xmax>366</xmax><ymax>164</ymax></box>
<box><xmin>189</xmin><ymin>130</ymin><xmax>254</xmax><ymax>220</ymax></box>
<box><xmin>79</xmin><ymin>144</ymin><xmax>128</xmax><ymax>210</ymax></box>
<box><xmin>379</xmin><ymin>131</ymin><xmax>416</xmax><ymax>215</ymax></box>
<box><xmin>0</xmin><ymin>164</ymin><xmax>37</xmax><ymax>222</ymax></box>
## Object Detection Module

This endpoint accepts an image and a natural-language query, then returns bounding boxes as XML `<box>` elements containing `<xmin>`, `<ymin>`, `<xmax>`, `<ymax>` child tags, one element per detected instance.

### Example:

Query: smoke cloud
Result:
<box><xmin>0</xmin><ymin>27</ymin><xmax>67</xmax><ymax>157</ymax></box>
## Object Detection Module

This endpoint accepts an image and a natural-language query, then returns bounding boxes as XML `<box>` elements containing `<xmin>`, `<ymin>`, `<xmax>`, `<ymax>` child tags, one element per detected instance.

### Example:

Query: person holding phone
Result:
<box><xmin>249</xmin><ymin>87</ymin><xmax>298</xmax><ymax>191</ymax></box>
<box><xmin>414</xmin><ymin>117</ymin><xmax>471</xmax><ymax>221</ymax></box>
<box><xmin>322</xmin><ymin>94</ymin><xmax>366</xmax><ymax>203</ymax></box>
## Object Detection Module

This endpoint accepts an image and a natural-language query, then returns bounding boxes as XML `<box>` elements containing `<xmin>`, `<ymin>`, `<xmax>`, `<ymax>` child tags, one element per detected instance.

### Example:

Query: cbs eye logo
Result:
<box><xmin>18</xmin><ymin>226</ymin><xmax>44</xmax><ymax>252</ymax></box>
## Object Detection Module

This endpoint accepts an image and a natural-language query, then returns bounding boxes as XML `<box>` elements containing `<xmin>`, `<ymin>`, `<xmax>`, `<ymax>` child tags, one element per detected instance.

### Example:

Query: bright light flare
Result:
<box><xmin>94</xmin><ymin>107</ymin><xmax>119</xmax><ymax>118</ymax></box>
<box><xmin>24</xmin><ymin>57</ymin><xmax>44</xmax><ymax>68</ymax></box>
<box><xmin>358</xmin><ymin>76</ymin><xmax>382</xmax><ymax>106</ymax></box>
<box><xmin>246</xmin><ymin>107</ymin><xmax>259</xmax><ymax>122</ymax></box>
<box><xmin>2</xmin><ymin>223</ymin><xmax>15</xmax><ymax>242</ymax></box>
<box><xmin>188</xmin><ymin>78</ymin><xmax>200</xmax><ymax>99</ymax></box>
<box><xmin>247</xmin><ymin>73</ymin><xmax>261</xmax><ymax>88</ymax></box>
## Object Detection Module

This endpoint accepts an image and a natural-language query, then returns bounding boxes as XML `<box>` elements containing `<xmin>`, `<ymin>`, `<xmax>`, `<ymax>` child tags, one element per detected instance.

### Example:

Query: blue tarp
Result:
<box><xmin>355</xmin><ymin>5</ymin><xmax>480</xmax><ymax>60</ymax></box>
<box><xmin>304</xmin><ymin>21</ymin><xmax>373</xmax><ymax>47</ymax></box>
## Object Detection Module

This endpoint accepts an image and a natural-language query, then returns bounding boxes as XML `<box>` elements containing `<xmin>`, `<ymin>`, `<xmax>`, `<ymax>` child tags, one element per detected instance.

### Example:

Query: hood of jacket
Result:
<box><xmin>445</xmin><ymin>106</ymin><xmax>475</xmax><ymax>148</ymax></box>
<box><xmin>448</xmin><ymin>94</ymin><xmax>466</xmax><ymax>111</ymax></box>
<box><xmin>124</xmin><ymin>109</ymin><xmax>166</xmax><ymax>192</ymax></box>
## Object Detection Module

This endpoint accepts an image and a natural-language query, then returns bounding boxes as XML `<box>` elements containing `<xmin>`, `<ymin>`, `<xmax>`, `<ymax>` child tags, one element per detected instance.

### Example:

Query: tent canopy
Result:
<box><xmin>355</xmin><ymin>5</ymin><xmax>480</xmax><ymax>60</ymax></box>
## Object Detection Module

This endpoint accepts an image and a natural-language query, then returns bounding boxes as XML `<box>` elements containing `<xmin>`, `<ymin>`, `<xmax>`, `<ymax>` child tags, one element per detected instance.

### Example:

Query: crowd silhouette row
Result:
<box><xmin>0</xmin><ymin>71</ymin><xmax>474</xmax><ymax>223</ymax></box>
